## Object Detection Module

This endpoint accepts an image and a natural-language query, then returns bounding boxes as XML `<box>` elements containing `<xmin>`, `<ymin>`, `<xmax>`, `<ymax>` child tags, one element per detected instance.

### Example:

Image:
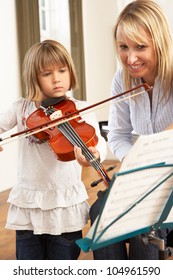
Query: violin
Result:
<box><xmin>26</xmin><ymin>96</ymin><xmax>112</xmax><ymax>186</ymax></box>
<box><xmin>0</xmin><ymin>83</ymin><xmax>151</xmax><ymax>187</ymax></box>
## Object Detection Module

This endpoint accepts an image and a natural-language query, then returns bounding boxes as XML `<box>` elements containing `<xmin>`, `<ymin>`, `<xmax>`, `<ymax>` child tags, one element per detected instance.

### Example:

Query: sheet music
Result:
<box><xmin>84</xmin><ymin>129</ymin><xmax>173</xmax><ymax>247</ymax></box>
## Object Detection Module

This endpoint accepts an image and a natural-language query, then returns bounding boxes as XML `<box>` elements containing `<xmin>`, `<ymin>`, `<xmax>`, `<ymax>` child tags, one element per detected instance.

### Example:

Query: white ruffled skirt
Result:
<box><xmin>6</xmin><ymin>201</ymin><xmax>90</xmax><ymax>235</ymax></box>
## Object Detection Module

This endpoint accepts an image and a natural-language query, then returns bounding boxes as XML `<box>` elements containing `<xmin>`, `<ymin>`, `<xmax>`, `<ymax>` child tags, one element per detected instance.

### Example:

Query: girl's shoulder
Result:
<box><xmin>68</xmin><ymin>96</ymin><xmax>89</xmax><ymax>110</ymax></box>
<box><xmin>13</xmin><ymin>98</ymin><xmax>34</xmax><ymax>110</ymax></box>
<box><xmin>1</xmin><ymin>98</ymin><xmax>27</xmax><ymax>113</ymax></box>
<box><xmin>12</xmin><ymin>97</ymin><xmax>30</xmax><ymax>108</ymax></box>
<box><xmin>5</xmin><ymin>98</ymin><xmax>35</xmax><ymax>119</ymax></box>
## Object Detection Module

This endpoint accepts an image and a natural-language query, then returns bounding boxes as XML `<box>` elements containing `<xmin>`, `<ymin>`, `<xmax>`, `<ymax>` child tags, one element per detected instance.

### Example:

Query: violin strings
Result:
<box><xmin>58</xmin><ymin>122</ymin><xmax>110</xmax><ymax>181</ymax></box>
<box><xmin>58</xmin><ymin>122</ymin><xmax>98</xmax><ymax>165</ymax></box>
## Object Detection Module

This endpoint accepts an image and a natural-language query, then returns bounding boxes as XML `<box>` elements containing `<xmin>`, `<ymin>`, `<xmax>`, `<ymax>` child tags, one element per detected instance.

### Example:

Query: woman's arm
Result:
<box><xmin>107</xmin><ymin>70</ymin><xmax>134</xmax><ymax>162</ymax></box>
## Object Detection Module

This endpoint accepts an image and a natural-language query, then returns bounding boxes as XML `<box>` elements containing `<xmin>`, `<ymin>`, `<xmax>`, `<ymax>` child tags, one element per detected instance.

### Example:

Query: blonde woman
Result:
<box><xmin>75</xmin><ymin>0</ymin><xmax>173</xmax><ymax>259</ymax></box>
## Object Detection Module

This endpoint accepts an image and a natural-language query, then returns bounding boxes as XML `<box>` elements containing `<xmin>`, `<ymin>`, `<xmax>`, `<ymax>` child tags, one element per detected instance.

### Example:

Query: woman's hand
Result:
<box><xmin>74</xmin><ymin>146</ymin><xmax>100</xmax><ymax>167</ymax></box>
<box><xmin>0</xmin><ymin>146</ymin><xmax>3</xmax><ymax>151</ymax></box>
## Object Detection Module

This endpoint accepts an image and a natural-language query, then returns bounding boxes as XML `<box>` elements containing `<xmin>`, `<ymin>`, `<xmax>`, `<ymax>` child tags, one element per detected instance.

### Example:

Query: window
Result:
<box><xmin>38</xmin><ymin>0</ymin><xmax>71</xmax><ymax>52</ymax></box>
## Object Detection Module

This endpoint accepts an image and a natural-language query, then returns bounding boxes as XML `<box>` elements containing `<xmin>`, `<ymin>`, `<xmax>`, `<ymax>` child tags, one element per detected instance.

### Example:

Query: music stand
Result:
<box><xmin>76</xmin><ymin>129</ymin><xmax>173</xmax><ymax>259</ymax></box>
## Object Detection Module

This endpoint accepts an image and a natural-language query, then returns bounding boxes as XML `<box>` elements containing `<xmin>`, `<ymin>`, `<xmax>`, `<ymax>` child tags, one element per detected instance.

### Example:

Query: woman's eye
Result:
<box><xmin>119</xmin><ymin>45</ymin><xmax>128</xmax><ymax>50</ymax></box>
<box><xmin>137</xmin><ymin>44</ymin><xmax>146</xmax><ymax>49</ymax></box>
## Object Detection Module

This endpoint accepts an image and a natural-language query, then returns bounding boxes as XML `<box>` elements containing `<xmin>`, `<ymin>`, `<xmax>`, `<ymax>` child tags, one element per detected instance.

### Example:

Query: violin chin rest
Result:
<box><xmin>41</xmin><ymin>96</ymin><xmax>66</xmax><ymax>108</ymax></box>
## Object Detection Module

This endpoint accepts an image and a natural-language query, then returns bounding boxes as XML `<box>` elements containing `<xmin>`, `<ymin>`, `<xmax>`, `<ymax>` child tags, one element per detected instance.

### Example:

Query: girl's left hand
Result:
<box><xmin>74</xmin><ymin>146</ymin><xmax>100</xmax><ymax>167</ymax></box>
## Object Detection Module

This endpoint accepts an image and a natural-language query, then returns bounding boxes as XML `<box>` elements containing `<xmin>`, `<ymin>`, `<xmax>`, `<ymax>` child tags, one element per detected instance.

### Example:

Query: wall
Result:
<box><xmin>0</xmin><ymin>0</ymin><xmax>21</xmax><ymax>192</ymax></box>
<box><xmin>82</xmin><ymin>0</ymin><xmax>117</xmax><ymax>122</ymax></box>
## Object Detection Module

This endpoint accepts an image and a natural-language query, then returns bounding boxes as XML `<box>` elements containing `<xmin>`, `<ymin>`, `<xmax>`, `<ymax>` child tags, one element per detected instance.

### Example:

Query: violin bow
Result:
<box><xmin>0</xmin><ymin>83</ymin><xmax>152</xmax><ymax>146</ymax></box>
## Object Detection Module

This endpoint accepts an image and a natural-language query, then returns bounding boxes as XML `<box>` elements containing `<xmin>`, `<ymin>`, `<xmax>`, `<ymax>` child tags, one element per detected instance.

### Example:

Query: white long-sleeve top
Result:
<box><xmin>108</xmin><ymin>69</ymin><xmax>173</xmax><ymax>162</ymax></box>
<box><xmin>0</xmin><ymin>96</ymin><xmax>107</xmax><ymax>235</ymax></box>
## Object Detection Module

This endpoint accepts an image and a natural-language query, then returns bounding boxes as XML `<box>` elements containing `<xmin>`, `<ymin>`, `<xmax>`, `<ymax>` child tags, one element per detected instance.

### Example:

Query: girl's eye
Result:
<box><xmin>42</xmin><ymin>72</ymin><xmax>51</xmax><ymax>76</ymax></box>
<box><xmin>59</xmin><ymin>67</ymin><xmax>67</xmax><ymax>73</ymax></box>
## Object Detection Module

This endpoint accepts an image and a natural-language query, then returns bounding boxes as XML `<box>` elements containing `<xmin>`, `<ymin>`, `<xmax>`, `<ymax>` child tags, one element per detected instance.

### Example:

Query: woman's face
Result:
<box><xmin>116</xmin><ymin>24</ymin><xmax>157</xmax><ymax>86</ymax></box>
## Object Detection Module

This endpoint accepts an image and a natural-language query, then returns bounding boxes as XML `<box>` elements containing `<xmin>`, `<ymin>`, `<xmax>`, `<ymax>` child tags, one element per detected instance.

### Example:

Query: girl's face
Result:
<box><xmin>37</xmin><ymin>65</ymin><xmax>70</xmax><ymax>101</ymax></box>
<box><xmin>116</xmin><ymin>24</ymin><xmax>157</xmax><ymax>86</ymax></box>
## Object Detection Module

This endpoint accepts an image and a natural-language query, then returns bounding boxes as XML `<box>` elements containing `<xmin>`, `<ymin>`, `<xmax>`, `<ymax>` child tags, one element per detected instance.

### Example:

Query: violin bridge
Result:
<box><xmin>49</xmin><ymin>110</ymin><xmax>63</xmax><ymax>120</ymax></box>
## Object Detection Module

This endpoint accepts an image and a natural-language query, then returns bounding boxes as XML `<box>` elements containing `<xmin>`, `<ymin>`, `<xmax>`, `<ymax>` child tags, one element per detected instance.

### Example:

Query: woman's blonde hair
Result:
<box><xmin>22</xmin><ymin>39</ymin><xmax>78</xmax><ymax>100</ymax></box>
<box><xmin>114</xmin><ymin>0</ymin><xmax>173</xmax><ymax>98</ymax></box>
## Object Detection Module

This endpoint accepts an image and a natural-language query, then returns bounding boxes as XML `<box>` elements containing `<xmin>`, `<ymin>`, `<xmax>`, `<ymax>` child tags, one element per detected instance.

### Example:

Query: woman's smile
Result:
<box><xmin>128</xmin><ymin>63</ymin><xmax>145</xmax><ymax>73</ymax></box>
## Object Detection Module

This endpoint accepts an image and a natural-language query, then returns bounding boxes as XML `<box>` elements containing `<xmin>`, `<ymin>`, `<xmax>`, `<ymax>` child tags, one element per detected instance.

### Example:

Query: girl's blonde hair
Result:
<box><xmin>22</xmin><ymin>39</ymin><xmax>78</xmax><ymax>100</ymax></box>
<box><xmin>114</xmin><ymin>0</ymin><xmax>173</xmax><ymax>98</ymax></box>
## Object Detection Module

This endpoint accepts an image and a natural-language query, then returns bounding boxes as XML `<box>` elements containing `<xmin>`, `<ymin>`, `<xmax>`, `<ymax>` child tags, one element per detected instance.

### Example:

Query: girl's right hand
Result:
<box><xmin>0</xmin><ymin>146</ymin><xmax>3</xmax><ymax>151</ymax></box>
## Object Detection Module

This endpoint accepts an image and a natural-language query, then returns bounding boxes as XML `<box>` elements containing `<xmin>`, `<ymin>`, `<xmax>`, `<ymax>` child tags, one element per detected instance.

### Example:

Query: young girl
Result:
<box><xmin>75</xmin><ymin>0</ymin><xmax>173</xmax><ymax>259</ymax></box>
<box><xmin>0</xmin><ymin>39</ymin><xmax>107</xmax><ymax>260</ymax></box>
